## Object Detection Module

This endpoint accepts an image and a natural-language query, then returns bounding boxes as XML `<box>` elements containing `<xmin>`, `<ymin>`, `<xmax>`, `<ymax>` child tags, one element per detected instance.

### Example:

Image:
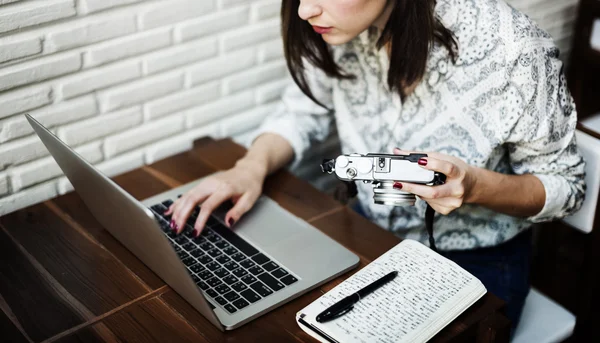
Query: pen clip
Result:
<box><xmin>328</xmin><ymin>305</ymin><xmax>354</xmax><ymax>321</ymax></box>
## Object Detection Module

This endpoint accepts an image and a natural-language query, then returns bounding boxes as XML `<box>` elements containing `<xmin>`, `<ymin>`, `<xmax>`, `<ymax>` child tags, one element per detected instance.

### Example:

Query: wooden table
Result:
<box><xmin>0</xmin><ymin>137</ymin><xmax>510</xmax><ymax>343</ymax></box>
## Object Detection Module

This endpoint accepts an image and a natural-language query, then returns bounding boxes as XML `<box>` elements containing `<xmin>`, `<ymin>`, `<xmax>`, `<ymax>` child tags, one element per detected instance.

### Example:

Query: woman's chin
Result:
<box><xmin>320</xmin><ymin>32</ymin><xmax>354</xmax><ymax>46</ymax></box>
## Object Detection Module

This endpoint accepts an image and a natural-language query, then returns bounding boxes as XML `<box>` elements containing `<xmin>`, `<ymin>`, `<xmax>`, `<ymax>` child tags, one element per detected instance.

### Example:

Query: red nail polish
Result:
<box><xmin>418</xmin><ymin>158</ymin><xmax>427</xmax><ymax>166</ymax></box>
<box><xmin>393</xmin><ymin>182</ymin><xmax>403</xmax><ymax>190</ymax></box>
<box><xmin>193</xmin><ymin>229</ymin><xmax>200</xmax><ymax>238</ymax></box>
<box><xmin>228</xmin><ymin>218</ymin><xmax>235</xmax><ymax>228</ymax></box>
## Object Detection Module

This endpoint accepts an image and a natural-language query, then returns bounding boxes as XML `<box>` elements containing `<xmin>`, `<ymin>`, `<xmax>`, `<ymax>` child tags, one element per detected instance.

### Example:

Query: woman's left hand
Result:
<box><xmin>393</xmin><ymin>148</ymin><xmax>479</xmax><ymax>215</ymax></box>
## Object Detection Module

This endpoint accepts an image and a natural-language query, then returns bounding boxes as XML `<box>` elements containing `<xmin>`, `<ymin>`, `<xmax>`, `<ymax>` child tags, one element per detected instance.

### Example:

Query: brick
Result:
<box><xmin>58</xmin><ymin>106</ymin><xmax>142</xmax><ymax>147</ymax></box>
<box><xmin>257</xmin><ymin>38</ymin><xmax>283</xmax><ymax>63</ymax></box>
<box><xmin>250</xmin><ymin>0</ymin><xmax>280</xmax><ymax>22</ymax></box>
<box><xmin>79</xmin><ymin>0</ymin><xmax>142</xmax><ymax>14</ymax></box>
<box><xmin>98</xmin><ymin>72</ymin><xmax>184</xmax><ymax>113</ymax></box>
<box><xmin>0</xmin><ymin>96</ymin><xmax>97</xmax><ymax>143</ymax></box>
<box><xmin>0</xmin><ymin>53</ymin><xmax>82</xmax><ymax>92</ymax></box>
<box><xmin>144</xmin><ymin>81</ymin><xmax>220</xmax><ymax>120</ymax></box>
<box><xmin>144</xmin><ymin>37</ymin><xmax>218</xmax><ymax>75</ymax></box>
<box><xmin>104</xmin><ymin>115</ymin><xmax>184</xmax><ymax>158</ymax></box>
<box><xmin>0</xmin><ymin>86</ymin><xmax>52</xmax><ymax>120</ymax></box>
<box><xmin>0</xmin><ymin>34</ymin><xmax>42</xmax><ymax>64</ymax></box>
<box><xmin>0</xmin><ymin>0</ymin><xmax>76</xmax><ymax>34</ymax></box>
<box><xmin>176</xmin><ymin>6</ymin><xmax>249</xmax><ymax>42</ymax></box>
<box><xmin>61</xmin><ymin>60</ymin><xmax>142</xmax><ymax>99</ymax></box>
<box><xmin>145</xmin><ymin>123</ymin><xmax>219</xmax><ymax>164</ymax></box>
<box><xmin>0</xmin><ymin>136</ymin><xmax>49</xmax><ymax>170</ymax></box>
<box><xmin>0</xmin><ymin>181</ymin><xmax>57</xmax><ymax>217</ymax></box>
<box><xmin>139</xmin><ymin>0</ymin><xmax>216</xmax><ymax>30</ymax></box>
<box><xmin>220</xmin><ymin>18</ymin><xmax>280</xmax><ymax>52</ymax></box>
<box><xmin>220</xmin><ymin>102</ymin><xmax>275</xmax><ymax>137</ymax></box>
<box><xmin>85</xmin><ymin>28</ymin><xmax>171</xmax><ymax>68</ymax></box>
<box><xmin>223</xmin><ymin>60</ymin><xmax>287</xmax><ymax>95</ymax></box>
<box><xmin>256</xmin><ymin>78</ymin><xmax>291</xmax><ymax>104</ymax></box>
<box><xmin>218</xmin><ymin>0</ymin><xmax>249</xmax><ymax>9</ymax></box>
<box><xmin>45</xmin><ymin>13</ymin><xmax>136</xmax><ymax>53</ymax></box>
<box><xmin>9</xmin><ymin>142</ymin><xmax>102</xmax><ymax>192</ymax></box>
<box><xmin>98</xmin><ymin>150</ymin><xmax>145</xmax><ymax>177</ymax></box>
<box><xmin>186</xmin><ymin>90</ymin><xmax>254</xmax><ymax>128</ymax></box>
<box><xmin>188</xmin><ymin>48</ymin><xmax>255</xmax><ymax>86</ymax></box>
<box><xmin>0</xmin><ymin>173</ymin><xmax>8</xmax><ymax>196</ymax></box>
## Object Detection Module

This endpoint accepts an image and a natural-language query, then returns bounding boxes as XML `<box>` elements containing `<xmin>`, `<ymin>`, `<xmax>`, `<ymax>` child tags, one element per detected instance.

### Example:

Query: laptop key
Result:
<box><xmin>197</xmin><ymin>281</ymin><xmax>209</xmax><ymax>290</ymax></box>
<box><xmin>224</xmin><ymin>304</ymin><xmax>237</xmax><ymax>314</ymax></box>
<box><xmin>177</xmin><ymin>251</ymin><xmax>189</xmax><ymax>259</ymax></box>
<box><xmin>198</xmin><ymin>270</ymin><xmax>213</xmax><ymax>280</ymax></box>
<box><xmin>241</xmin><ymin>274</ymin><xmax>257</xmax><ymax>285</ymax></box>
<box><xmin>190</xmin><ymin>249</ymin><xmax>204</xmax><ymax>258</ymax></box>
<box><xmin>271</xmin><ymin>268</ymin><xmax>289</xmax><ymax>278</ymax></box>
<box><xmin>214</xmin><ymin>268</ymin><xmax>230</xmax><ymax>278</ymax></box>
<box><xmin>210</xmin><ymin>222</ymin><xmax>259</xmax><ymax>257</ymax></box>
<box><xmin>192</xmin><ymin>236</ymin><xmax>206</xmax><ymax>244</ymax></box>
<box><xmin>182</xmin><ymin>257</ymin><xmax>196</xmax><ymax>266</ymax></box>
<box><xmin>240</xmin><ymin>260</ymin><xmax>255</xmax><ymax>269</ymax></box>
<box><xmin>206</xmin><ymin>261</ymin><xmax>220</xmax><ymax>271</ymax></box>
<box><xmin>224</xmin><ymin>291</ymin><xmax>240</xmax><ymax>302</ymax></box>
<box><xmin>240</xmin><ymin>289</ymin><xmax>261</xmax><ymax>303</ymax></box>
<box><xmin>189</xmin><ymin>264</ymin><xmax>204</xmax><ymax>274</ymax></box>
<box><xmin>223</xmin><ymin>261</ymin><xmax>239</xmax><ymax>271</ymax></box>
<box><xmin>207</xmin><ymin>235</ymin><xmax>222</xmax><ymax>243</ymax></box>
<box><xmin>207</xmin><ymin>249</ymin><xmax>223</xmax><ymax>258</ymax></box>
<box><xmin>205</xmin><ymin>288</ymin><xmax>218</xmax><ymax>298</ymax></box>
<box><xmin>262</xmin><ymin>262</ymin><xmax>278</xmax><ymax>272</ymax></box>
<box><xmin>215</xmin><ymin>284</ymin><xmax>231</xmax><ymax>295</ymax></box>
<box><xmin>233</xmin><ymin>268</ymin><xmax>248</xmax><ymax>278</ymax></box>
<box><xmin>281</xmin><ymin>275</ymin><xmax>298</xmax><ymax>285</ymax></box>
<box><xmin>182</xmin><ymin>242</ymin><xmax>196</xmax><ymax>251</ymax></box>
<box><xmin>251</xmin><ymin>253</ymin><xmax>270</xmax><ymax>265</ymax></box>
<box><xmin>207</xmin><ymin>277</ymin><xmax>223</xmax><ymax>288</ymax></box>
<box><xmin>216</xmin><ymin>255</ymin><xmax>231</xmax><ymax>264</ymax></box>
<box><xmin>249</xmin><ymin>281</ymin><xmax>273</xmax><ymax>297</ymax></box>
<box><xmin>232</xmin><ymin>298</ymin><xmax>250</xmax><ymax>310</ymax></box>
<box><xmin>173</xmin><ymin>245</ymin><xmax>182</xmax><ymax>252</ymax></box>
<box><xmin>198</xmin><ymin>255</ymin><xmax>212</xmax><ymax>264</ymax></box>
<box><xmin>258</xmin><ymin>273</ymin><xmax>285</xmax><ymax>291</ymax></box>
<box><xmin>215</xmin><ymin>296</ymin><xmax>228</xmax><ymax>306</ymax></box>
<box><xmin>248</xmin><ymin>266</ymin><xmax>264</xmax><ymax>276</ymax></box>
<box><xmin>191</xmin><ymin>274</ymin><xmax>200</xmax><ymax>283</ymax></box>
<box><xmin>199</xmin><ymin>242</ymin><xmax>213</xmax><ymax>251</ymax></box>
<box><xmin>223</xmin><ymin>275</ymin><xmax>238</xmax><ymax>285</ymax></box>
<box><xmin>231</xmin><ymin>252</ymin><xmax>246</xmax><ymax>262</ymax></box>
<box><xmin>162</xmin><ymin>200</ymin><xmax>174</xmax><ymax>208</ymax></box>
<box><xmin>215</xmin><ymin>241</ymin><xmax>229</xmax><ymax>249</ymax></box>
<box><xmin>223</xmin><ymin>246</ymin><xmax>238</xmax><ymax>256</ymax></box>
<box><xmin>175</xmin><ymin>236</ymin><xmax>188</xmax><ymax>244</ymax></box>
<box><xmin>232</xmin><ymin>282</ymin><xmax>248</xmax><ymax>292</ymax></box>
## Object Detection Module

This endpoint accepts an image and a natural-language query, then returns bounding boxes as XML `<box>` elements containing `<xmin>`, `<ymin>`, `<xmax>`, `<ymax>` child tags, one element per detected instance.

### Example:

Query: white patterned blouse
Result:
<box><xmin>249</xmin><ymin>0</ymin><xmax>586</xmax><ymax>250</ymax></box>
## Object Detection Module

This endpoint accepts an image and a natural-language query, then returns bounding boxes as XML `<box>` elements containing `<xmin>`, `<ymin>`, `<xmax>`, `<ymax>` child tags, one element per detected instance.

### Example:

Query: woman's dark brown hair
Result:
<box><xmin>281</xmin><ymin>0</ymin><xmax>457</xmax><ymax>107</ymax></box>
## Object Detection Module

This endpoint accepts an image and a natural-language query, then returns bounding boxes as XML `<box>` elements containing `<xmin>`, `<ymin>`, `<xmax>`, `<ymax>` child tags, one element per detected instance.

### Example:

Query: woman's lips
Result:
<box><xmin>312</xmin><ymin>26</ymin><xmax>332</xmax><ymax>34</ymax></box>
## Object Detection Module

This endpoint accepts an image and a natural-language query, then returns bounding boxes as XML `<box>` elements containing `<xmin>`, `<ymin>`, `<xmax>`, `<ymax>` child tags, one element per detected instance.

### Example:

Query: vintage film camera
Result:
<box><xmin>321</xmin><ymin>153</ymin><xmax>446</xmax><ymax>206</ymax></box>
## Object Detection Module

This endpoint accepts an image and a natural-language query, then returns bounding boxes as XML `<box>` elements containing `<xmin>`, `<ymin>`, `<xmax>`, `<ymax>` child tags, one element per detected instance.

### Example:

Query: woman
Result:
<box><xmin>167</xmin><ymin>0</ymin><xmax>586</xmax><ymax>330</ymax></box>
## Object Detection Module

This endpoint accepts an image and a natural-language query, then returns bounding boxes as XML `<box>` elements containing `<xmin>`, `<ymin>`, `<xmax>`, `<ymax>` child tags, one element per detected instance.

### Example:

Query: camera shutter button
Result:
<box><xmin>357</xmin><ymin>159</ymin><xmax>373</xmax><ymax>174</ymax></box>
<box><xmin>336</xmin><ymin>156</ymin><xmax>349</xmax><ymax>168</ymax></box>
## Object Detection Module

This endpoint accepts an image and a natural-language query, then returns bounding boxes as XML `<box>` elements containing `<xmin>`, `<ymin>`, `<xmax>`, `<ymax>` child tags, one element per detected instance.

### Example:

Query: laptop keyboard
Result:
<box><xmin>149</xmin><ymin>199</ymin><xmax>298</xmax><ymax>314</ymax></box>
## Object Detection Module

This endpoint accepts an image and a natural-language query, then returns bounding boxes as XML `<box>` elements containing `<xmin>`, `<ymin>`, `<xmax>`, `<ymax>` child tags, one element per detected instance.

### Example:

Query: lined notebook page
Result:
<box><xmin>297</xmin><ymin>239</ymin><xmax>486</xmax><ymax>343</ymax></box>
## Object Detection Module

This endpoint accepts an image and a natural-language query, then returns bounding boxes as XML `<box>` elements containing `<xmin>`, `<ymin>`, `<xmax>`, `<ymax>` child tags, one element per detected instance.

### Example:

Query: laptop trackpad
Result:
<box><xmin>224</xmin><ymin>197</ymin><xmax>303</xmax><ymax>248</ymax></box>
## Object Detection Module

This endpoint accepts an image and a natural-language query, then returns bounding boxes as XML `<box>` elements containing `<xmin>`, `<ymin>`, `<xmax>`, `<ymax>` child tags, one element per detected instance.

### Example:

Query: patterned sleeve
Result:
<box><xmin>505</xmin><ymin>41</ymin><xmax>586</xmax><ymax>223</ymax></box>
<box><xmin>247</xmin><ymin>62</ymin><xmax>334</xmax><ymax>168</ymax></box>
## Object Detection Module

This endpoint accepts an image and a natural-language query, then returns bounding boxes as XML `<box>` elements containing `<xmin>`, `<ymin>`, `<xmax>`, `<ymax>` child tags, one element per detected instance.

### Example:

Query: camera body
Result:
<box><xmin>321</xmin><ymin>153</ymin><xmax>445</xmax><ymax>206</ymax></box>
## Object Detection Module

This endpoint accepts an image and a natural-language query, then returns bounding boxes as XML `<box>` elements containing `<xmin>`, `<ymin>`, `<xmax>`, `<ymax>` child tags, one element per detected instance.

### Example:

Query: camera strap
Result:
<box><xmin>425</xmin><ymin>204</ymin><xmax>438</xmax><ymax>252</ymax></box>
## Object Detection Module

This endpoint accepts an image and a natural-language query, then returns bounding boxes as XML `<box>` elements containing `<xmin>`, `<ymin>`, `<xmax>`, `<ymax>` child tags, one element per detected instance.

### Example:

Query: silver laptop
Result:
<box><xmin>26</xmin><ymin>113</ymin><xmax>359</xmax><ymax>330</ymax></box>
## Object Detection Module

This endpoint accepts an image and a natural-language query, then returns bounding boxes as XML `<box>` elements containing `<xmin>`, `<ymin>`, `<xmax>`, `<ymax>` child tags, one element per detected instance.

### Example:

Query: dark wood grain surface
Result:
<box><xmin>0</xmin><ymin>137</ymin><xmax>508</xmax><ymax>342</ymax></box>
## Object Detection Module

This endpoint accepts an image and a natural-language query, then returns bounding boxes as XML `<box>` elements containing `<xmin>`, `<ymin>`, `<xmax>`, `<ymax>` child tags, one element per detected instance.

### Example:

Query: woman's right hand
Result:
<box><xmin>164</xmin><ymin>158</ymin><xmax>268</xmax><ymax>237</ymax></box>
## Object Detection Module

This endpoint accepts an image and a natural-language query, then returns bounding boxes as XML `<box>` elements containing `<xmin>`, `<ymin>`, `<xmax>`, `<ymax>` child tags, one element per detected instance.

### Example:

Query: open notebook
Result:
<box><xmin>296</xmin><ymin>239</ymin><xmax>487</xmax><ymax>343</ymax></box>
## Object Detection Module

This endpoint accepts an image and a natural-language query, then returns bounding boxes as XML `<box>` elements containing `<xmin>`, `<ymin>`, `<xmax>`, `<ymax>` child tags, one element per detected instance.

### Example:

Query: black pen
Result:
<box><xmin>316</xmin><ymin>271</ymin><xmax>398</xmax><ymax>323</ymax></box>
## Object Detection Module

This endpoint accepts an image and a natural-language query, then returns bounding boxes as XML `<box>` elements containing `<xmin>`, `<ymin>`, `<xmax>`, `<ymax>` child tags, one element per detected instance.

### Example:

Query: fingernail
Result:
<box><xmin>418</xmin><ymin>158</ymin><xmax>427</xmax><ymax>166</ymax></box>
<box><xmin>172</xmin><ymin>223</ymin><xmax>179</xmax><ymax>232</ymax></box>
<box><xmin>193</xmin><ymin>229</ymin><xmax>200</xmax><ymax>238</ymax></box>
<box><xmin>228</xmin><ymin>218</ymin><xmax>235</xmax><ymax>228</ymax></box>
<box><xmin>169</xmin><ymin>220</ymin><xmax>174</xmax><ymax>229</ymax></box>
<box><xmin>393</xmin><ymin>182</ymin><xmax>403</xmax><ymax>190</ymax></box>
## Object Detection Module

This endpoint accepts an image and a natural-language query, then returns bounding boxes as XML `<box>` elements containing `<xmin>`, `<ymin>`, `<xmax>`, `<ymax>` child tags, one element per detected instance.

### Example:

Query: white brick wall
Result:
<box><xmin>0</xmin><ymin>0</ymin><xmax>580</xmax><ymax>216</ymax></box>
